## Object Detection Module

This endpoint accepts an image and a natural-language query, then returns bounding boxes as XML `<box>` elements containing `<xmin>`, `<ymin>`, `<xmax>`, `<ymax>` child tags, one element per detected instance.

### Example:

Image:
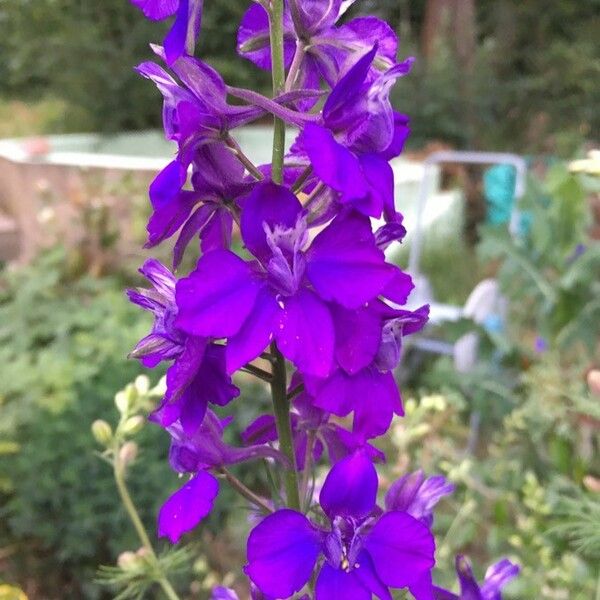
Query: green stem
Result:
<box><xmin>269</xmin><ymin>343</ymin><xmax>301</xmax><ymax>510</ymax></box>
<box><xmin>113</xmin><ymin>450</ymin><xmax>181</xmax><ymax>600</ymax></box>
<box><xmin>219</xmin><ymin>468</ymin><xmax>274</xmax><ymax>514</ymax></box>
<box><xmin>269</xmin><ymin>0</ymin><xmax>286</xmax><ymax>183</ymax></box>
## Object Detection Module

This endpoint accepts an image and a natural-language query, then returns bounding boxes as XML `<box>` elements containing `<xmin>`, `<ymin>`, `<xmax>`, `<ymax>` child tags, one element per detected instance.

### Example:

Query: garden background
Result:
<box><xmin>0</xmin><ymin>1</ymin><xmax>599</xmax><ymax>598</ymax></box>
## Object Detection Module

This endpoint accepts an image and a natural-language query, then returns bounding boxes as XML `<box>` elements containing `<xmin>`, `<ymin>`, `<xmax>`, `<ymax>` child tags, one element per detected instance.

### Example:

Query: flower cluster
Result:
<box><xmin>127</xmin><ymin>1</ymin><xmax>519</xmax><ymax>598</ymax></box>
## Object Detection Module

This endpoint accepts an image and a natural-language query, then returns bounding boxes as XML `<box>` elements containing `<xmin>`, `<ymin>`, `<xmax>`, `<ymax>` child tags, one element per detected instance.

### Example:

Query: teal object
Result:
<box><xmin>484</xmin><ymin>164</ymin><xmax>517</xmax><ymax>225</ymax></box>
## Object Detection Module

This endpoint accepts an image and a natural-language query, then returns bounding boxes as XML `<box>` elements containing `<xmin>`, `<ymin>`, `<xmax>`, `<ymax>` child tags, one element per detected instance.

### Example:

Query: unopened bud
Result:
<box><xmin>119</xmin><ymin>441</ymin><xmax>138</xmax><ymax>467</ymax></box>
<box><xmin>135</xmin><ymin>375</ymin><xmax>150</xmax><ymax>395</ymax></box>
<box><xmin>583</xmin><ymin>475</ymin><xmax>600</xmax><ymax>493</ymax></box>
<box><xmin>117</xmin><ymin>551</ymin><xmax>138</xmax><ymax>571</ymax></box>
<box><xmin>91</xmin><ymin>420</ymin><xmax>113</xmax><ymax>445</ymax></box>
<box><xmin>115</xmin><ymin>384</ymin><xmax>137</xmax><ymax>414</ymax></box>
<box><xmin>122</xmin><ymin>415</ymin><xmax>145</xmax><ymax>436</ymax></box>
<box><xmin>587</xmin><ymin>370</ymin><xmax>600</xmax><ymax>396</ymax></box>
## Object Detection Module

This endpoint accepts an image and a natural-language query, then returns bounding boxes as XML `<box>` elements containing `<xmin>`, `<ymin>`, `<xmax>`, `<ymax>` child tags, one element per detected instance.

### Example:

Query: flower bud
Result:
<box><xmin>91</xmin><ymin>420</ymin><xmax>113</xmax><ymax>445</ymax></box>
<box><xmin>587</xmin><ymin>370</ymin><xmax>600</xmax><ymax>396</ymax></box>
<box><xmin>115</xmin><ymin>384</ymin><xmax>137</xmax><ymax>414</ymax></box>
<box><xmin>122</xmin><ymin>416</ymin><xmax>145</xmax><ymax>436</ymax></box>
<box><xmin>119</xmin><ymin>441</ymin><xmax>139</xmax><ymax>467</ymax></box>
<box><xmin>117</xmin><ymin>551</ymin><xmax>139</xmax><ymax>571</ymax></box>
<box><xmin>135</xmin><ymin>374</ymin><xmax>150</xmax><ymax>395</ymax></box>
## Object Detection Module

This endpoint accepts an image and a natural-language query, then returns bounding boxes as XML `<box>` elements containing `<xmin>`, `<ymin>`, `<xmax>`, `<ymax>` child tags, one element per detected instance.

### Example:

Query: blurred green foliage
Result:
<box><xmin>0</xmin><ymin>0</ymin><xmax>597</xmax><ymax>151</ymax></box>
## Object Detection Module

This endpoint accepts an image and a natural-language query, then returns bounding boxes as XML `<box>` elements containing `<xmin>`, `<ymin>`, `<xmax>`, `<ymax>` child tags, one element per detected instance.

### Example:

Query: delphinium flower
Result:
<box><xmin>237</xmin><ymin>0</ymin><xmax>398</xmax><ymax>95</ymax></box>
<box><xmin>157</xmin><ymin>408</ymin><xmax>288</xmax><ymax>543</ymax></box>
<box><xmin>433</xmin><ymin>556</ymin><xmax>520</xmax><ymax>600</ymax></box>
<box><xmin>175</xmin><ymin>181</ymin><xmax>405</xmax><ymax>377</ymax></box>
<box><xmin>124</xmin><ymin>1</ymin><xmax>520</xmax><ymax>598</ymax></box>
<box><xmin>245</xmin><ymin>451</ymin><xmax>436</xmax><ymax>599</ymax></box>
<box><xmin>241</xmin><ymin>376</ymin><xmax>384</xmax><ymax>473</ymax></box>
<box><xmin>127</xmin><ymin>259</ymin><xmax>239</xmax><ymax>434</ymax></box>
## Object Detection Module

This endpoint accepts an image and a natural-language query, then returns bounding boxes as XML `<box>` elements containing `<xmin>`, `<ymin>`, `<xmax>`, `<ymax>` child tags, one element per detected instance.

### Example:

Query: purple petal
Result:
<box><xmin>363</xmin><ymin>512</ymin><xmax>435</xmax><ymax>589</ymax></box>
<box><xmin>315</xmin><ymin>562</ymin><xmax>371</xmax><ymax>600</ymax></box>
<box><xmin>306</xmin><ymin>211</ymin><xmax>395</xmax><ymax>308</ymax></box>
<box><xmin>319</xmin><ymin>450</ymin><xmax>378</xmax><ymax>520</ymax></box>
<box><xmin>409</xmin><ymin>571</ymin><xmax>436</xmax><ymax>600</ymax></box>
<box><xmin>454</xmin><ymin>556</ymin><xmax>484</xmax><ymax>600</ymax></box>
<box><xmin>211</xmin><ymin>587</ymin><xmax>239</xmax><ymax>600</ymax></box>
<box><xmin>380</xmin><ymin>112</ymin><xmax>411</xmax><ymax>161</ymax></box>
<box><xmin>276</xmin><ymin>288</ymin><xmax>334</xmax><ymax>377</ymax></box>
<box><xmin>352</xmin><ymin>370</ymin><xmax>402</xmax><ymax>440</ymax></box>
<box><xmin>158</xmin><ymin>471</ymin><xmax>218</xmax><ymax>543</ymax></box>
<box><xmin>172</xmin><ymin>203</ymin><xmax>216</xmax><ymax>268</ymax></box>
<box><xmin>358</xmin><ymin>153</ymin><xmax>394</xmax><ymax>218</ymax></box>
<box><xmin>130</xmin><ymin>0</ymin><xmax>179</xmax><ymax>21</ymax></box>
<box><xmin>200</xmin><ymin>207</ymin><xmax>233</xmax><ymax>253</ymax></box>
<box><xmin>354</xmin><ymin>550</ymin><xmax>393</xmax><ymax>600</ymax></box>
<box><xmin>237</xmin><ymin>2</ymin><xmax>295</xmax><ymax>70</ymax></box>
<box><xmin>481</xmin><ymin>559</ymin><xmax>520</xmax><ymax>600</ymax></box>
<box><xmin>226</xmin><ymin>287</ymin><xmax>281</xmax><ymax>373</ymax></box>
<box><xmin>241</xmin><ymin>182</ymin><xmax>303</xmax><ymax>260</ymax></box>
<box><xmin>146</xmin><ymin>190</ymin><xmax>199</xmax><ymax>247</ymax></box>
<box><xmin>334</xmin><ymin>17</ymin><xmax>398</xmax><ymax>69</ymax></box>
<box><xmin>322</xmin><ymin>425</ymin><xmax>386</xmax><ymax>465</ymax></box>
<box><xmin>148</xmin><ymin>160</ymin><xmax>187</xmax><ymax>208</ymax></box>
<box><xmin>331</xmin><ymin>304</ymin><xmax>382</xmax><ymax>375</ymax></box>
<box><xmin>164</xmin><ymin>0</ymin><xmax>204</xmax><ymax>65</ymax></box>
<box><xmin>241</xmin><ymin>414</ymin><xmax>278</xmax><ymax>445</ymax></box>
<box><xmin>175</xmin><ymin>250</ymin><xmax>261</xmax><ymax>338</ymax></box>
<box><xmin>289</xmin><ymin>0</ymin><xmax>343</xmax><ymax>36</ymax></box>
<box><xmin>245</xmin><ymin>510</ymin><xmax>321</xmax><ymax>598</ymax></box>
<box><xmin>381</xmin><ymin>268</ymin><xmax>414</xmax><ymax>305</ymax></box>
<box><xmin>163</xmin><ymin>336</ymin><xmax>208</xmax><ymax>406</ymax></box>
<box><xmin>385</xmin><ymin>471</ymin><xmax>454</xmax><ymax>527</ymax></box>
<box><xmin>299</xmin><ymin>123</ymin><xmax>369</xmax><ymax>204</ymax></box>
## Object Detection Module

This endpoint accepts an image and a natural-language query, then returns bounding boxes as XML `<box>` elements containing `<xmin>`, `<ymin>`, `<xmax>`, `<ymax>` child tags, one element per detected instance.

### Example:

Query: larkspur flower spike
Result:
<box><xmin>127</xmin><ymin>1</ymin><xmax>519</xmax><ymax>598</ymax></box>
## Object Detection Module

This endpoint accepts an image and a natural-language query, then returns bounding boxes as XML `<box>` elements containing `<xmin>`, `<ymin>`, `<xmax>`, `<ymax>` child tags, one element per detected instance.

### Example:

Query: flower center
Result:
<box><xmin>263</xmin><ymin>216</ymin><xmax>308</xmax><ymax>296</ymax></box>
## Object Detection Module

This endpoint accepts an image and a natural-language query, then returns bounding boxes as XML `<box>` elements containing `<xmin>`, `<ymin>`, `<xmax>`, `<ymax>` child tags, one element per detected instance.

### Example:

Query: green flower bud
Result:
<box><xmin>91</xmin><ymin>420</ymin><xmax>113</xmax><ymax>445</ymax></box>
<box><xmin>121</xmin><ymin>415</ymin><xmax>145</xmax><ymax>436</ymax></box>
<box><xmin>119</xmin><ymin>441</ymin><xmax>138</xmax><ymax>467</ymax></box>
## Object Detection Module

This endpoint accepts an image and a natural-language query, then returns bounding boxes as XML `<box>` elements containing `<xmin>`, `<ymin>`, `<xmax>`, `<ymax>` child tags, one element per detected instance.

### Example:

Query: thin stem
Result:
<box><xmin>113</xmin><ymin>450</ymin><xmax>180</xmax><ymax>600</ymax></box>
<box><xmin>269</xmin><ymin>0</ymin><xmax>287</xmax><ymax>183</ymax></box>
<box><xmin>291</xmin><ymin>165</ymin><xmax>314</xmax><ymax>194</ymax></box>
<box><xmin>287</xmin><ymin>382</ymin><xmax>304</xmax><ymax>401</ymax></box>
<box><xmin>241</xmin><ymin>363</ymin><xmax>273</xmax><ymax>383</ymax></box>
<box><xmin>285</xmin><ymin>40</ymin><xmax>307</xmax><ymax>92</ymax></box>
<box><xmin>226</xmin><ymin>135</ymin><xmax>264</xmax><ymax>181</ymax></box>
<box><xmin>269</xmin><ymin>342</ymin><xmax>301</xmax><ymax>510</ymax></box>
<box><xmin>219</xmin><ymin>468</ymin><xmax>274</xmax><ymax>514</ymax></box>
<box><xmin>300</xmin><ymin>431</ymin><xmax>317</xmax><ymax>506</ymax></box>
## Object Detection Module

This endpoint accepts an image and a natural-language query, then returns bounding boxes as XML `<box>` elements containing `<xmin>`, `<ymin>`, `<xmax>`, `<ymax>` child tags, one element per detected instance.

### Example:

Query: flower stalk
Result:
<box><xmin>269</xmin><ymin>343</ymin><xmax>301</xmax><ymax>510</ymax></box>
<box><xmin>269</xmin><ymin>0</ymin><xmax>286</xmax><ymax>183</ymax></box>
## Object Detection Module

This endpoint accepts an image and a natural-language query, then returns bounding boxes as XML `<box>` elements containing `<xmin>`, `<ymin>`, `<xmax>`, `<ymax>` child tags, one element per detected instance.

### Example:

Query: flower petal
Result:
<box><xmin>226</xmin><ymin>287</ymin><xmax>281</xmax><ymax>373</ymax></box>
<box><xmin>306</xmin><ymin>210</ymin><xmax>395</xmax><ymax>308</ymax></box>
<box><xmin>319</xmin><ymin>450</ymin><xmax>378</xmax><ymax>520</ymax></box>
<box><xmin>176</xmin><ymin>250</ymin><xmax>260</xmax><ymax>338</ymax></box>
<box><xmin>331</xmin><ymin>304</ymin><xmax>382</xmax><ymax>375</ymax></box>
<box><xmin>315</xmin><ymin>562</ymin><xmax>371</xmax><ymax>600</ymax></box>
<box><xmin>158</xmin><ymin>471</ymin><xmax>218</xmax><ymax>543</ymax></box>
<box><xmin>245</xmin><ymin>510</ymin><xmax>321</xmax><ymax>599</ymax></box>
<box><xmin>276</xmin><ymin>288</ymin><xmax>334</xmax><ymax>377</ymax></box>
<box><xmin>241</xmin><ymin>182</ymin><xmax>303</xmax><ymax>260</ymax></box>
<box><xmin>363</xmin><ymin>511</ymin><xmax>435</xmax><ymax>589</ymax></box>
<box><xmin>481</xmin><ymin>559</ymin><xmax>520</xmax><ymax>600</ymax></box>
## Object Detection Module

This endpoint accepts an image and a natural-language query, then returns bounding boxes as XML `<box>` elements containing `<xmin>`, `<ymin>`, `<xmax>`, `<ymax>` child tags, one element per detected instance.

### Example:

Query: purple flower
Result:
<box><xmin>128</xmin><ymin>259</ymin><xmax>239</xmax><ymax>434</ymax></box>
<box><xmin>130</xmin><ymin>0</ymin><xmax>203</xmax><ymax>64</ymax></box>
<box><xmin>175</xmin><ymin>182</ymin><xmax>401</xmax><ymax>377</ymax></box>
<box><xmin>385</xmin><ymin>470</ymin><xmax>455</xmax><ymax>527</ymax></box>
<box><xmin>242</xmin><ymin>375</ymin><xmax>384</xmax><ymax>470</ymax></box>
<box><xmin>305</xmin><ymin>302</ymin><xmax>429</xmax><ymax>440</ymax></box>
<box><xmin>146</xmin><ymin>140</ymin><xmax>251</xmax><ymax>267</ymax></box>
<box><xmin>433</xmin><ymin>556</ymin><xmax>520</xmax><ymax>600</ymax></box>
<box><xmin>245</xmin><ymin>451</ymin><xmax>435</xmax><ymax>599</ymax></box>
<box><xmin>237</xmin><ymin>0</ymin><xmax>399</xmax><ymax>96</ymax></box>
<box><xmin>157</xmin><ymin>409</ymin><xmax>288</xmax><ymax>544</ymax></box>
<box><xmin>295</xmin><ymin>46</ymin><xmax>412</xmax><ymax>219</ymax></box>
